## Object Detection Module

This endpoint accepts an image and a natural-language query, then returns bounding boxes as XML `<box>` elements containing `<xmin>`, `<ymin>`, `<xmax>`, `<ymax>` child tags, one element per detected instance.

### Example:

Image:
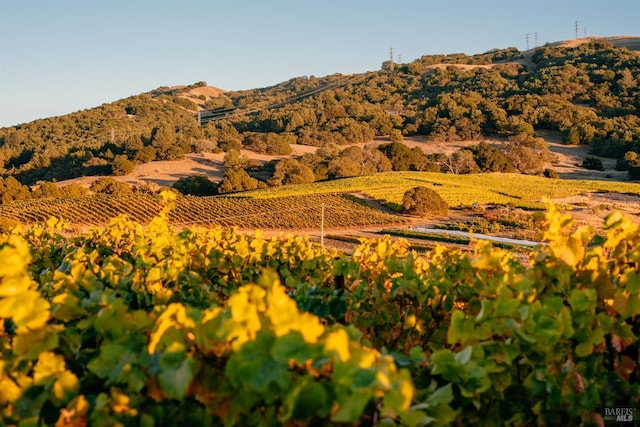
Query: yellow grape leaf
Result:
<box><xmin>0</xmin><ymin>275</ymin><xmax>29</xmax><ymax>298</ymax></box>
<box><xmin>356</xmin><ymin>350</ymin><xmax>378</xmax><ymax>369</ymax></box>
<box><xmin>0</xmin><ymin>238</ymin><xmax>31</xmax><ymax>295</ymax></box>
<box><xmin>0</xmin><ymin>291</ymin><xmax>50</xmax><ymax>331</ymax></box>
<box><xmin>53</xmin><ymin>370</ymin><xmax>80</xmax><ymax>401</ymax></box>
<box><xmin>33</xmin><ymin>352</ymin><xmax>66</xmax><ymax>384</ymax></box>
<box><xmin>266</xmin><ymin>285</ymin><xmax>299</xmax><ymax>325</ymax></box>
<box><xmin>294</xmin><ymin>313</ymin><xmax>324</xmax><ymax>344</ymax></box>
<box><xmin>110</xmin><ymin>388</ymin><xmax>138</xmax><ymax>416</ymax></box>
<box><xmin>324</xmin><ymin>329</ymin><xmax>350</xmax><ymax>362</ymax></box>
<box><xmin>228</xmin><ymin>288</ymin><xmax>262</xmax><ymax>331</ymax></box>
<box><xmin>149</xmin><ymin>303</ymin><xmax>187</xmax><ymax>354</ymax></box>
<box><xmin>0</xmin><ymin>372</ymin><xmax>24</xmax><ymax>404</ymax></box>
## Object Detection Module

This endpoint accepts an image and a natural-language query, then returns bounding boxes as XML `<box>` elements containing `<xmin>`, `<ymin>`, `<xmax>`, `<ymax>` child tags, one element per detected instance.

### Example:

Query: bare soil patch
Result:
<box><xmin>187</xmin><ymin>86</ymin><xmax>226</xmax><ymax>98</ymax></box>
<box><xmin>54</xmin><ymin>143</ymin><xmax>318</xmax><ymax>189</ymax></box>
<box><xmin>548</xmin><ymin>35</ymin><xmax>640</xmax><ymax>51</ymax></box>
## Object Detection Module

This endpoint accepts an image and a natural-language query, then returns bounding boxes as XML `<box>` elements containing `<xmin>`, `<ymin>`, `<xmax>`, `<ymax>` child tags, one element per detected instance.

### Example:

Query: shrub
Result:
<box><xmin>268</xmin><ymin>158</ymin><xmax>315</xmax><ymax>186</ymax></box>
<box><xmin>583</xmin><ymin>156</ymin><xmax>605</xmax><ymax>171</ymax></box>
<box><xmin>134</xmin><ymin>146</ymin><xmax>157</xmax><ymax>163</ymax></box>
<box><xmin>60</xmin><ymin>184</ymin><xmax>88</xmax><ymax>198</ymax></box>
<box><xmin>173</xmin><ymin>96</ymin><xmax>198</xmax><ymax>110</ymax></box>
<box><xmin>217</xmin><ymin>169</ymin><xmax>264</xmax><ymax>194</ymax></box>
<box><xmin>194</xmin><ymin>139</ymin><xmax>218</xmax><ymax>154</ymax></box>
<box><xmin>32</xmin><ymin>181</ymin><xmax>62</xmax><ymax>199</ymax></box>
<box><xmin>623</xmin><ymin>151</ymin><xmax>640</xmax><ymax>180</ymax></box>
<box><xmin>0</xmin><ymin>176</ymin><xmax>31</xmax><ymax>203</ymax></box>
<box><xmin>543</xmin><ymin>168</ymin><xmax>559</xmax><ymax>179</ymax></box>
<box><xmin>389</xmin><ymin>129</ymin><xmax>403</xmax><ymax>142</ymax></box>
<box><xmin>90</xmin><ymin>178</ymin><xmax>132</xmax><ymax>195</ymax></box>
<box><xmin>112</xmin><ymin>156</ymin><xmax>135</xmax><ymax>176</ymax></box>
<box><xmin>401</xmin><ymin>186</ymin><xmax>448</xmax><ymax>216</ymax></box>
<box><xmin>172</xmin><ymin>175</ymin><xmax>218</xmax><ymax>196</ymax></box>
<box><xmin>469</xmin><ymin>142</ymin><xmax>515</xmax><ymax>173</ymax></box>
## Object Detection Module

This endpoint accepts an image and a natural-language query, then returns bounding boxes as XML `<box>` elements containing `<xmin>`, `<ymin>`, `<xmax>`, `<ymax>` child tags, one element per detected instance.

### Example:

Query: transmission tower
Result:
<box><xmin>584</xmin><ymin>26</ymin><xmax>587</xmax><ymax>37</ymax></box>
<box><xmin>575</xmin><ymin>21</ymin><xmax>579</xmax><ymax>38</ymax></box>
<box><xmin>388</xmin><ymin>47</ymin><xmax>395</xmax><ymax>72</ymax></box>
<box><xmin>535</xmin><ymin>32</ymin><xmax>538</xmax><ymax>47</ymax></box>
<box><xmin>526</xmin><ymin>33</ymin><xmax>530</xmax><ymax>50</ymax></box>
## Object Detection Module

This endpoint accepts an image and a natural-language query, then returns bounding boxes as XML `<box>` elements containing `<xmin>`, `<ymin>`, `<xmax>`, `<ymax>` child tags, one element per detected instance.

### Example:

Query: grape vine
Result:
<box><xmin>1</xmin><ymin>193</ymin><xmax>638</xmax><ymax>425</ymax></box>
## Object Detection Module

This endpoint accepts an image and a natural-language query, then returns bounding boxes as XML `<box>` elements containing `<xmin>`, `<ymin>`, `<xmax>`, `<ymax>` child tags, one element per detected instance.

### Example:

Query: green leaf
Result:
<box><xmin>329</xmin><ymin>297</ymin><xmax>348</xmax><ymax>320</ymax></box>
<box><xmin>426</xmin><ymin>383</ymin><xmax>454</xmax><ymax>407</ymax></box>
<box><xmin>408</xmin><ymin>346</ymin><xmax>427</xmax><ymax>364</ymax></box>
<box><xmin>448</xmin><ymin>310</ymin><xmax>473</xmax><ymax>344</ymax></box>
<box><xmin>249</xmin><ymin>358</ymin><xmax>289</xmax><ymax>392</ymax></box>
<box><xmin>494</xmin><ymin>295</ymin><xmax>520</xmax><ymax>317</ymax></box>
<box><xmin>158</xmin><ymin>350</ymin><xmax>195</xmax><ymax>400</ymax></box>
<box><xmin>291</xmin><ymin>380</ymin><xmax>330</xmax><ymax>420</ymax></box>
<box><xmin>568</xmin><ymin>288</ymin><xmax>596</xmax><ymax>312</ymax></box>
<box><xmin>88</xmin><ymin>343</ymin><xmax>128</xmax><ymax>379</ymax></box>
<box><xmin>12</xmin><ymin>329</ymin><xmax>59</xmax><ymax>361</ymax></box>
<box><xmin>271</xmin><ymin>331</ymin><xmax>318</xmax><ymax>364</ymax></box>
<box><xmin>331</xmin><ymin>390</ymin><xmax>372</xmax><ymax>423</ymax></box>
<box><xmin>400</xmin><ymin>410</ymin><xmax>431</xmax><ymax>427</ymax></box>
<box><xmin>352</xmin><ymin>369</ymin><xmax>377</xmax><ymax>388</ymax></box>
<box><xmin>455</xmin><ymin>346</ymin><xmax>473</xmax><ymax>365</ymax></box>
<box><xmin>431</xmin><ymin>350</ymin><xmax>461</xmax><ymax>382</ymax></box>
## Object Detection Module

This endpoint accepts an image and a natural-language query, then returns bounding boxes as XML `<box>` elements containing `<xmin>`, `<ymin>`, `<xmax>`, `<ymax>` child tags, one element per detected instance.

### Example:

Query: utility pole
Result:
<box><xmin>320</xmin><ymin>203</ymin><xmax>325</xmax><ymax>252</ymax></box>
<box><xmin>526</xmin><ymin>33</ymin><xmax>530</xmax><ymax>50</ymax></box>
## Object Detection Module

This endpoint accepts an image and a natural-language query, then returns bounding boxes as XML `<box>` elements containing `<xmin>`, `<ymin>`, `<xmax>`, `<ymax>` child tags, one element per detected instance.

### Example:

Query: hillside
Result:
<box><xmin>0</xmin><ymin>36</ymin><xmax>639</xmax><ymax>194</ymax></box>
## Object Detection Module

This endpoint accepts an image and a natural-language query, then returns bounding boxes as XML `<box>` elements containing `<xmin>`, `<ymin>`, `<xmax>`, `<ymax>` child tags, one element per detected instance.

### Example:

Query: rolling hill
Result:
<box><xmin>0</xmin><ymin>35</ymin><xmax>639</xmax><ymax>204</ymax></box>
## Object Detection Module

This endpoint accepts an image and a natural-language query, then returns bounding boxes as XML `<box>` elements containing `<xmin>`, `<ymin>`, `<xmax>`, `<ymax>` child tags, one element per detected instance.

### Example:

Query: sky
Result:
<box><xmin>1</xmin><ymin>0</ymin><xmax>638</xmax><ymax>128</ymax></box>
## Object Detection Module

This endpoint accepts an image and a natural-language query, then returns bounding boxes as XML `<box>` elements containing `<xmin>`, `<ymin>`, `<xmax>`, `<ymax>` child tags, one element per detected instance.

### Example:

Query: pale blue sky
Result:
<box><xmin>1</xmin><ymin>0</ymin><xmax>638</xmax><ymax>127</ymax></box>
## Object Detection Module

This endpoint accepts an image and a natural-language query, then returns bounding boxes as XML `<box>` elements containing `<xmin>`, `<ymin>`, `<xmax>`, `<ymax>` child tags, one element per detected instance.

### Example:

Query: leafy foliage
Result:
<box><xmin>401</xmin><ymin>186</ymin><xmax>449</xmax><ymax>216</ymax></box>
<box><xmin>1</xmin><ymin>195</ymin><xmax>639</xmax><ymax>425</ymax></box>
<box><xmin>172</xmin><ymin>175</ymin><xmax>218</xmax><ymax>196</ymax></box>
<box><xmin>583</xmin><ymin>156</ymin><xmax>605</xmax><ymax>171</ymax></box>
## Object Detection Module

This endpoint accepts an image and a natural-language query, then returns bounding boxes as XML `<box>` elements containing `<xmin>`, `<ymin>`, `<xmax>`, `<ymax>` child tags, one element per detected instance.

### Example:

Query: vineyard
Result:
<box><xmin>1</xmin><ymin>191</ymin><xmax>638</xmax><ymax>425</ymax></box>
<box><xmin>239</xmin><ymin>171</ymin><xmax>640</xmax><ymax>209</ymax></box>
<box><xmin>0</xmin><ymin>193</ymin><xmax>407</xmax><ymax>230</ymax></box>
<box><xmin>3</xmin><ymin>172</ymin><xmax>639</xmax><ymax>233</ymax></box>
